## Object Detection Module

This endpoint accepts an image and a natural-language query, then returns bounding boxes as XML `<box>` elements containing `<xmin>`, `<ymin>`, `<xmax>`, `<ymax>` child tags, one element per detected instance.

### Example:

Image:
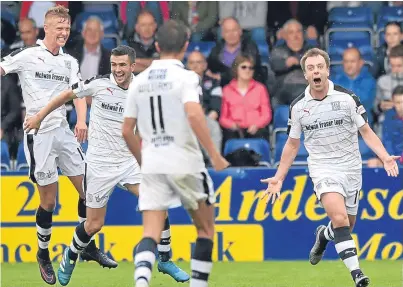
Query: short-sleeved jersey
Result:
<box><xmin>0</xmin><ymin>40</ymin><xmax>81</xmax><ymax>133</ymax></box>
<box><xmin>72</xmin><ymin>74</ymin><xmax>137</xmax><ymax>165</ymax></box>
<box><xmin>124</xmin><ymin>59</ymin><xmax>205</xmax><ymax>174</ymax></box>
<box><xmin>287</xmin><ymin>80</ymin><xmax>368</xmax><ymax>175</ymax></box>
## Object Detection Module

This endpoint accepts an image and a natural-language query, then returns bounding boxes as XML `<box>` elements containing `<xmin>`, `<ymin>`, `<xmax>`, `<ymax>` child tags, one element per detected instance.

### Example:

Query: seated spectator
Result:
<box><xmin>1</xmin><ymin>75</ymin><xmax>23</xmax><ymax>159</ymax></box>
<box><xmin>373</xmin><ymin>22</ymin><xmax>403</xmax><ymax>78</ymax></box>
<box><xmin>220</xmin><ymin>55</ymin><xmax>272</xmax><ymax>147</ymax></box>
<box><xmin>218</xmin><ymin>2</ymin><xmax>267</xmax><ymax>43</ymax></box>
<box><xmin>270</xmin><ymin>19</ymin><xmax>313</xmax><ymax>107</ymax></box>
<box><xmin>374</xmin><ymin>45</ymin><xmax>403</xmax><ymax>122</ymax></box>
<box><xmin>9</xmin><ymin>18</ymin><xmax>39</xmax><ymax>51</ymax></box>
<box><xmin>207</xmin><ymin>17</ymin><xmax>266</xmax><ymax>87</ymax></box>
<box><xmin>368</xmin><ymin>85</ymin><xmax>403</xmax><ymax>167</ymax></box>
<box><xmin>122</xmin><ymin>1</ymin><xmax>169</xmax><ymax>37</ymax></box>
<box><xmin>187</xmin><ymin>51</ymin><xmax>223</xmax><ymax>164</ymax></box>
<box><xmin>67</xmin><ymin>16</ymin><xmax>111</xmax><ymax>81</ymax></box>
<box><xmin>332</xmin><ymin>47</ymin><xmax>376</xmax><ymax>125</ymax></box>
<box><xmin>127</xmin><ymin>10</ymin><xmax>159</xmax><ymax>75</ymax></box>
<box><xmin>170</xmin><ymin>1</ymin><xmax>217</xmax><ymax>42</ymax></box>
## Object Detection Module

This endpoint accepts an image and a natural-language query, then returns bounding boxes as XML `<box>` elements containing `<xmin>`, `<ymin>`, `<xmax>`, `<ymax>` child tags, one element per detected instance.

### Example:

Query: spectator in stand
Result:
<box><xmin>374</xmin><ymin>45</ymin><xmax>403</xmax><ymax>121</ymax></box>
<box><xmin>9</xmin><ymin>18</ymin><xmax>39</xmax><ymax>51</ymax></box>
<box><xmin>368</xmin><ymin>85</ymin><xmax>403</xmax><ymax>167</ymax></box>
<box><xmin>1</xmin><ymin>75</ymin><xmax>23</xmax><ymax>158</ymax></box>
<box><xmin>170</xmin><ymin>1</ymin><xmax>218</xmax><ymax>42</ymax></box>
<box><xmin>373</xmin><ymin>22</ymin><xmax>403</xmax><ymax>79</ymax></box>
<box><xmin>207</xmin><ymin>17</ymin><xmax>266</xmax><ymax>87</ymax></box>
<box><xmin>332</xmin><ymin>47</ymin><xmax>376</xmax><ymax>126</ymax></box>
<box><xmin>270</xmin><ymin>19</ymin><xmax>313</xmax><ymax>106</ymax></box>
<box><xmin>122</xmin><ymin>1</ymin><xmax>169</xmax><ymax>38</ymax></box>
<box><xmin>187</xmin><ymin>51</ymin><xmax>223</xmax><ymax>164</ymax></box>
<box><xmin>68</xmin><ymin>16</ymin><xmax>110</xmax><ymax>81</ymax></box>
<box><xmin>220</xmin><ymin>55</ymin><xmax>272</xmax><ymax>146</ymax></box>
<box><xmin>127</xmin><ymin>10</ymin><xmax>159</xmax><ymax>75</ymax></box>
<box><xmin>218</xmin><ymin>2</ymin><xmax>267</xmax><ymax>43</ymax></box>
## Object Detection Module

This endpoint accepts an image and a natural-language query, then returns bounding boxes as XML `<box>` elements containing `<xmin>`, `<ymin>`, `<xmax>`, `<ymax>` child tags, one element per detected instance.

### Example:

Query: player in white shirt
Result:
<box><xmin>0</xmin><ymin>6</ymin><xmax>113</xmax><ymax>285</ymax></box>
<box><xmin>261</xmin><ymin>48</ymin><xmax>400</xmax><ymax>287</ymax></box>
<box><xmin>122</xmin><ymin>20</ymin><xmax>229</xmax><ymax>287</ymax></box>
<box><xmin>24</xmin><ymin>45</ymin><xmax>190</xmax><ymax>286</ymax></box>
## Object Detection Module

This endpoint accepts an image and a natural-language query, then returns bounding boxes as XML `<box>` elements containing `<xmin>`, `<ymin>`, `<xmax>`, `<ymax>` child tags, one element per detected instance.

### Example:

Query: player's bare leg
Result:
<box><xmin>126</xmin><ymin>184</ymin><xmax>189</xmax><ymax>282</ymax></box>
<box><xmin>188</xmin><ymin>200</ymin><xmax>215</xmax><ymax>287</ymax></box>
<box><xmin>134</xmin><ymin>210</ymin><xmax>166</xmax><ymax>287</ymax></box>
<box><xmin>67</xmin><ymin>175</ymin><xmax>116</xmax><ymax>268</ymax></box>
<box><xmin>36</xmin><ymin>183</ymin><xmax>58</xmax><ymax>285</ymax></box>
<box><xmin>310</xmin><ymin>214</ymin><xmax>357</xmax><ymax>265</ymax></box>
<box><xmin>319</xmin><ymin>192</ymin><xmax>370</xmax><ymax>287</ymax></box>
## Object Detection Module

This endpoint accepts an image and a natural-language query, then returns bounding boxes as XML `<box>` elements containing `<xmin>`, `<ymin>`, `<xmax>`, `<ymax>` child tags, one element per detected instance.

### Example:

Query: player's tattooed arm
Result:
<box><xmin>122</xmin><ymin>118</ymin><xmax>142</xmax><ymax>166</ymax></box>
<box><xmin>24</xmin><ymin>89</ymin><xmax>76</xmax><ymax>134</ymax></box>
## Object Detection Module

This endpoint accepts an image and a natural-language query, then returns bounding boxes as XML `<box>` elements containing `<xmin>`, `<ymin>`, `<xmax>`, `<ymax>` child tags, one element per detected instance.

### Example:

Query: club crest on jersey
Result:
<box><xmin>64</xmin><ymin>60</ymin><xmax>71</xmax><ymax>70</ymax></box>
<box><xmin>331</xmin><ymin>101</ymin><xmax>341</xmax><ymax>111</ymax></box>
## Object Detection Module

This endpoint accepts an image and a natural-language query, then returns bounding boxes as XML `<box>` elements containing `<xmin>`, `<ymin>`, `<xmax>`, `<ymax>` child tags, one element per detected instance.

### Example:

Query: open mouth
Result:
<box><xmin>313</xmin><ymin>77</ymin><xmax>322</xmax><ymax>85</ymax></box>
<box><xmin>115</xmin><ymin>74</ymin><xmax>124</xmax><ymax>81</ymax></box>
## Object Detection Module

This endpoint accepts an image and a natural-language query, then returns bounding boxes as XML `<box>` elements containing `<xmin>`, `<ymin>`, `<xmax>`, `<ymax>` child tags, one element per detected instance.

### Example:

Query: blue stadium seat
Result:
<box><xmin>81</xmin><ymin>141</ymin><xmax>89</xmax><ymax>153</ymax></box>
<box><xmin>1</xmin><ymin>140</ymin><xmax>11</xmax><ymax>171</ymax></box>
<box><xmin>377</xmin><ymin>6</ymin><xmax>403</xmax><ymax>30</ymax></box>
<box><xmin>1</xmin><ymin>10</ymin><xmax>16</xmax><ymax>28</ymax></box>
<box><xmin>224</xmin><ymin>138</ymin><xmax>271</xmax><ymax>164</ymax></box>
<box><xmin>328</xmin><ymin>41</ymin><xmax>374</xmax><ymax>62</ymax></box>
<box><xmin>328</xmin><ymin>7</ymin><xmax>373</xmax><ymax>27</ymax></box>
<box><xmin>16</xmin><ymin>141</ymin><xmax>29</xmax><ymax>170</ymax></box>
<box><xmin>73</xmin><ymin>11</ymin><xmax>119</xmax><ymax>34</ymax></box>
<box><xmin>273</xmin><ymin>105</ymin><xmax>289</xmax><ymax>132</ymax></box>
<box><xmin>184</xmin><ymin>41</ymin><xmax>216</xmax><ymax>60</ymax></box>
<box><xmin>275</xmin><ymin>134</ymin><xmax>308</xmax><ymax>165</ymax></box>
<box><xmin>102</xmin><ymin>37</ymin><xmax>118</xmax><ymax>50</ymax></box>
<box><xmin>256</xmin><ymin>41</ymin><xmax>269</xmax><ymax>59</ymax></box>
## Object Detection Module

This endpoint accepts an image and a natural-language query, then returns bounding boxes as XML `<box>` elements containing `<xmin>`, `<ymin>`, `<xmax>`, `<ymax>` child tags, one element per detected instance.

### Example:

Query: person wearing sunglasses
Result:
<box><xmin>219</xmin><ymin>54</ymin><xmax>272</xmax><ymax>147</ymax></box>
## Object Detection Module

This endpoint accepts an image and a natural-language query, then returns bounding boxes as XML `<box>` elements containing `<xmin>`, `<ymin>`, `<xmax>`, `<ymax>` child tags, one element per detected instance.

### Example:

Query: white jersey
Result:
<box><xmin>124</xmin><ymin>59</ymin><xmax>205</xmax><ymax>174</ymax></box>
<box><xmin>72</xmin><ymin>74</ymin><xmax>138</xmax><ymax>165</ymax></box>
<box><xmin>0</xmin><ymin>39</ymin><xmax>81</xmax><ymax>133</ymax></box>
<box><xmin>287</xmin><ymin>80</ymin><xmax>368</xmax><ymax>175</ymax></box>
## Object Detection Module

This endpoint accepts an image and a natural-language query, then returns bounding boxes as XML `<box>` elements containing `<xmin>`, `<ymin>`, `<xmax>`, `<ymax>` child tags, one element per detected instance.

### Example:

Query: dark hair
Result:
<box><xmin>155</xmin><ymin>20</ymin><xmax>188</xmax><ymax>54</ymax></box>
<box><xmin>300</xmin><ymin>48</ymin><xmax>330</xmax><ymax>73</ymax></box>
<box><xmin>385</xmin><ymin>21</ymin><xmax>403</xmax><ymax>33</ymax></box>
<box><xmin>389</xmin><ymin>44</ymin><xmax>403</xmax><ymax>59</ymax></box>
<box><xmin>232</xmin><ymin>54</ymin><xmax>255</xmax><ymax>79</ymax></box>
<box><xmin>392</xmin><ymin>85</ymin><xmax>403</xmax><ymax>97</ymax></box>
<box><xmin>111</xmin><ymin>45</ymin><xmax>136</xmax><ymax>63</ymax></box>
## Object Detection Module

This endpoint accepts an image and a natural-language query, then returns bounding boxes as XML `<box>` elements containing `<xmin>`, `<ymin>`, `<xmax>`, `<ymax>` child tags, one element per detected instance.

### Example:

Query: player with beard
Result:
<box><xmin>24</xmin><ymin>45</ymin><xmax>190</xmax><ymax>286</ymax></box>
<box><xmin>261</xmin><ymin>48</ymin><xmax>400</xmax><ymax>287</ymax></box>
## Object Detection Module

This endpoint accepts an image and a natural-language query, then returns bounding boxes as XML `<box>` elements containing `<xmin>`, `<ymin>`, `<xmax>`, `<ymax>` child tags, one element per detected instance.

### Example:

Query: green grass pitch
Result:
<box><xmin>1</xmin><ymin>260</ymin><xmax>402</xmax><ymax>287</ymax></box>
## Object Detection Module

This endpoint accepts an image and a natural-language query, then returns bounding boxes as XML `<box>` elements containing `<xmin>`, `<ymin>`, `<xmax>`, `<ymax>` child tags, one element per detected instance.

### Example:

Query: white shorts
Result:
<box><xmin>24</xmin><ymin>125</ymin><xmax>85</xmax><ymax>186</ymax></box>
<box><xmin>139</xmin><ymin>172</ymin><xmax>215</xmax><ymax>211</ymax></box>
<box><xmin>85</xmin><ymin>160</ymin><xmax>141</xmax><ymax>208</ymax></box>
<box><xmin>311</xmin><ymin>170</ymin><xmax>362</xmax><ymax>215</ymax></box>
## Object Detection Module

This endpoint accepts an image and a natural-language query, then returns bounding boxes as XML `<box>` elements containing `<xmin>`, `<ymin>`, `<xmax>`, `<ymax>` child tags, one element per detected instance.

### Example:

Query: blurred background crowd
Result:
<box><xmin>1</xmin><ymin>1</ymin><xmax>403</xmax><ymax>170</ymax></box>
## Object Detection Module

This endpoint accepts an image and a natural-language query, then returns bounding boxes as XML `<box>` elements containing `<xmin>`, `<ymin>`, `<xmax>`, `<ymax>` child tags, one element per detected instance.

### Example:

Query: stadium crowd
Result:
<box><xmin>1</xmin><ymin>1</ymin><xmax>403</xmax><ymax>169</ymax></box>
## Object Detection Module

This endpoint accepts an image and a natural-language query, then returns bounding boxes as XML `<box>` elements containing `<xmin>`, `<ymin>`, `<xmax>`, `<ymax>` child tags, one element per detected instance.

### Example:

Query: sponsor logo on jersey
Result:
<box><xmin>148</xmin><ymin>69</ymin><xmax>167</xmax><ymax>80</ymax></box>
<box><xmin>35</xmin><ymin>72</ymin><xmax>69</xmax><ymax>83</ymax></box>
<box><xmin>100</xmin><ymin>102</ymin><xmax>124</xmax><ymax>113</ymax></box>
<box><xmin>304</xmin><ymin>118</ymin><xmax>344</xmax><ymax>131</ymax></box>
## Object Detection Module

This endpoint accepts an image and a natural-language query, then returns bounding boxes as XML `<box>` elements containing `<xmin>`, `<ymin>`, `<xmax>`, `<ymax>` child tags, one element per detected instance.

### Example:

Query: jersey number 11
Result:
<box><xmin>150</xmin><ymin>95</ymin><xmax>165</xmax><ymax>134</ymax></box>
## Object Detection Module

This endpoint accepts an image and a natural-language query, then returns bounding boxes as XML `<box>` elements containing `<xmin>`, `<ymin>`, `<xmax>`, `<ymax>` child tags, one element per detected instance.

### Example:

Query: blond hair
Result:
<box><xmin>300</xmin><ymin>48</ymin><xmax>330</xmax><ymax>73</ymax></box>
<box><xmin>45</xmin><ymin>5</ymin><xmax>70</xmax><ymax>23</ymax></box>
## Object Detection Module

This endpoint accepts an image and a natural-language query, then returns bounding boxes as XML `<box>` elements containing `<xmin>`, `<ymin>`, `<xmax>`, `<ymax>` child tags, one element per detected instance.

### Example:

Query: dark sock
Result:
<box><xmin>134</xmin><ymin>237</ymin><xmax>157</xmax><ymax>286</ymax></box>
<box><xmin>158</xmin><ymin>217</ymin><xmax>171</xmax><ymax>262</ymax></box>
<box><xmin>36</xmin><ymin>206</ymin><xmax>53</xmax><ymax>260</ymax></box>
<box><xmin>78</xmin><ymin>197</ymin><xmax>86</xmax><ymax>222</ymax></box>
<box><xmin>191</xmin><ymin>238</ymin><xmax>214</xmax><ymax>287</ymax></box>
<box><xmin>69</xmin><ymin>222</ymin><xmax>92</xmax><ymax>261</ymax></box>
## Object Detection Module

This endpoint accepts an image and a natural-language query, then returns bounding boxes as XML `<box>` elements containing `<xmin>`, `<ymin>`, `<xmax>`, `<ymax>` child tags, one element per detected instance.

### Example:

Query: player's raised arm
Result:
<box><xmin>183</xmin><ymin>73</ymin><xmax>229</xmax><ymax>171</ymax></box>
<box><xmin>261</xmin><ymin>105</ymin><xmax>301</xmax><ymax>204</ymax></box>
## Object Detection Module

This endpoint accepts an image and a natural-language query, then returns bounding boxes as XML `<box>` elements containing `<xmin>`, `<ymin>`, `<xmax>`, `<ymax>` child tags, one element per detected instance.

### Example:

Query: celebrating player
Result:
<box><xmin>0</xmin><ymin>6</ymin><xmax>114</xmax><ymax>285</ymax></box>
<box><xmin>23</xmin><ymin>45</ymin><xmax>190</xmax><ymax>286</ymax></box>
<box><xmin>122</xmin><ymin>20</ymin><xmax>229</xmax><ymax>287</ymax></box>
<box><xmin>261</xmin><ymin>48</ymin><xmax>400</xmax><ymax>287</ymax></box>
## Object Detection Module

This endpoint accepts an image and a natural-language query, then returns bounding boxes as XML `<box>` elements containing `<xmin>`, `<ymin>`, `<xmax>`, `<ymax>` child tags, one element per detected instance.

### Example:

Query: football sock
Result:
<box><xmin>36</xmin><ymin>206</ymin><xmax>53</xmax><ymax>260</ymax></box>
<box><xmin>158</xmin><ymin>217</ymin><xmax>171</xmax><ymax>262</ymax></box>
<box><xmin>69</xmin><ymin>222</ymin><xmax>92</xmax><ymax>261</ymax></box>
<box><xmin>334</xmin><ymin>226</ymin><xmax>360</xmax><ymax>274</ymax></box>
<box><xmin>324</xmin><ymin>221</ymin><xmax>335</xmax><ymax>241</ymax></box>
<box><xmin>134</xmin><ymin>237</ymin><xmax>157</xmax><ymax>287</ymax></box>
<box><xmin>190</xmin><ymin>238</ymin><xmax>213</xmax><ymax>287</ymax></box>
<box><xmin>78</xmin><ymin>197</ymin><xmax>96</xmax><ymax>252</ymax></box>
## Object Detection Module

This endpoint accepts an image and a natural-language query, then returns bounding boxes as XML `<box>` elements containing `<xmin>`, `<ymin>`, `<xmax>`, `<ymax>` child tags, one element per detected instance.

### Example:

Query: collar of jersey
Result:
<box><xmin>109</xmin><ymin>73</ymin><xmax>134</xmax><ymax>90</ymax></box>
<box><xmin>151</xmin><ymin>59</ymin><xmax>184</xmax><ymax>68</ymax></box>
<box><xmin>305</xmin><ymin>79</ymin><xmax>334</xmax><ymax>101</ymax></box>
<box><xmin>36</xmin><ymin>39</ymin><xmax>64</xmax><ymax>55</ymax></box>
